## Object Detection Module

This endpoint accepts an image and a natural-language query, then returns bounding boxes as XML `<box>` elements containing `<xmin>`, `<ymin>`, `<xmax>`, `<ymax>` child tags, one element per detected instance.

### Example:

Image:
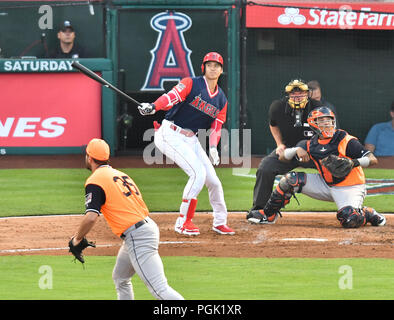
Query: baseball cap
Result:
<box><xmin>86</xmin><ymin>138</ymin><xmax>110</xmax><ymax>161</ymax></box>
<box><xmin>59</xmin><ymin>20</ymin><xmax>74</xmax><ymax>32</ymax></box>
<box><xmin>391</xmin><ymin>101</ymin><xmax>394</xmax><ymax>111</ymax></box>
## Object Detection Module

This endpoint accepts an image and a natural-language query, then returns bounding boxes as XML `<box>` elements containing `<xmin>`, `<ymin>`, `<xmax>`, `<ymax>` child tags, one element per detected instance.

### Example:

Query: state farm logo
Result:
<box><xmin>0</xmin><ymin>117</ymin><xmax>66</xmax><ymax>138</ymax></box>
<box><xmin>278</xmin><ymin>8</ymin><xmax>306</xmax><ymax>25</ymax></box>
<box><xmin>277</xmin><ymin>6</ymin><xmax>394</xmax><ymax>29</ymax></box>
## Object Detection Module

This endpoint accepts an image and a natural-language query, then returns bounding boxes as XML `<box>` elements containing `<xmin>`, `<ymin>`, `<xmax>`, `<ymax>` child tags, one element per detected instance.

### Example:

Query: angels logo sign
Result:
<box><xmin>141</xmin><ymin>11</ymin><xmax>195</xmax><ymax>91</ymax></box>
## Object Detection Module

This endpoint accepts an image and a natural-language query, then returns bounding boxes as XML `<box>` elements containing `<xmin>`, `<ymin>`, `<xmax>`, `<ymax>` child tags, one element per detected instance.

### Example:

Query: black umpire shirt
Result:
<box><xmin>269</xmin><ymin>98</ymin><xmax>322</xmax><ymax>147</ymax></box>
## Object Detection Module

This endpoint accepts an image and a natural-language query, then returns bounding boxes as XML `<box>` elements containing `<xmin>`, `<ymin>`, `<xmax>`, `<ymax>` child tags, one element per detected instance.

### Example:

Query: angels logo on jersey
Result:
<box><xmin>141</xmin><ymin>11</ymin><xmax>195</xmax><ymax>91</ymax></box>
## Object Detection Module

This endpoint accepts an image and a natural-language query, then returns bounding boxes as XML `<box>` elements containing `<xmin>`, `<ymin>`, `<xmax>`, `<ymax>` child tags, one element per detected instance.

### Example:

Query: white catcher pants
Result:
<box><xmin>112</xmin><ymin>217</ymin><xmax>183</xmax><ymax>300</ymax></box>
<box><xmin>301</xmin><ymin>173</ymin><xmax>367</xmax><ymax>210</ymax></box>
<box><xmin>154</xmin><ymin>119</ymin><xmax>229</xmax><ymax>227</ymax></box>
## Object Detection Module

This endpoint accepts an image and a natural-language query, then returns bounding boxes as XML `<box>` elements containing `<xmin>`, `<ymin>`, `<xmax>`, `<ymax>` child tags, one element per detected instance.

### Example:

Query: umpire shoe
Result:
<box><xmin>212</xmin><ymin>225</ymin><xmax>235</xmax><ymax>235</ymax></box>
<box><xmin>247</xmin><ymin>210</ymin><xmax>281</xmax><ymax>225</ymax></box>
<box><xmin>363</xmin><ymin>207</ymin><xmax>386</xmax><ymax>227</ymax></box>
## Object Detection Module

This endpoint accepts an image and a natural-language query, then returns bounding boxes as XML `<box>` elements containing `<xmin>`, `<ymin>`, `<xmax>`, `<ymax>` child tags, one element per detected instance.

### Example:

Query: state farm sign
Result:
<box><xmin>0</xmin><ymin>73</ymin><xmax>101</xmax><ymax>147</ymax></box>
<box><xmin>247</xmin><ymin>1</ymin><xmax>394</xmax><ymax>30</ymax></box>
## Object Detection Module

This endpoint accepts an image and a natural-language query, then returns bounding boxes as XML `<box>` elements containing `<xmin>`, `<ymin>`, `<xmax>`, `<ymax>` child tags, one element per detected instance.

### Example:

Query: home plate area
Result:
<box><xmin>0</xmin><ymin>212</ymin><xmax>392</xmax><ymax>259</ymax></box>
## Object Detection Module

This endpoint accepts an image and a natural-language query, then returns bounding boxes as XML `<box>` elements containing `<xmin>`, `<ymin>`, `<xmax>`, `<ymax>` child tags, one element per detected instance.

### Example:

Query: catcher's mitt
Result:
<box><xmin>321</xmin><ymin>154</ymin><xmax>354</xmax><ymax>178</ymax></box>
<box><xmin>68</xmin><ymin>237</ymin><xmax>96</xmax><ymax>263</ymax></box>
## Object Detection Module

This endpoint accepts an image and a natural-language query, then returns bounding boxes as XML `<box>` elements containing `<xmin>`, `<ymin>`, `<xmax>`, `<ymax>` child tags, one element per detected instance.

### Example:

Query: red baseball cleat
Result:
<box><xmin>175</xmin><ymin>218</ymin><xmax>200</xmax><ymax>236</ymax></box>
<box><xmin>212</xmin><ymin>224</ymin><xmax>235</xmax><ymax>235</ymax></box>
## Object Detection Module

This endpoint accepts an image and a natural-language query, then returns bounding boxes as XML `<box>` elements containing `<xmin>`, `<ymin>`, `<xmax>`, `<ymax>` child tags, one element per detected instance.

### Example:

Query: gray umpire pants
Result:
<box><xmin>112</xmin><ymin>216</ymin><xmax>184</xmax><ymax>300</ymax></box>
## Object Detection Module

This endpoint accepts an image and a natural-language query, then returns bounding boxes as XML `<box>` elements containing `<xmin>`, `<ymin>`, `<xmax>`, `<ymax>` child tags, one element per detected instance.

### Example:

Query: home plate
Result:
<box><xmin>281</xmin><ymin>238</ymin><xmax>328</xmax><ymax>242</ymax></box>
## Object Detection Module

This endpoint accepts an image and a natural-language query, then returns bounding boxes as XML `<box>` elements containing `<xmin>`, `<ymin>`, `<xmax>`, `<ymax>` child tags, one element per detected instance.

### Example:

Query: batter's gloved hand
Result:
<box><xmin>68</xmin><ymin>237</ymin><xmax>96</xmax><ymax>264</ymax></box>
<box><xmin>209</xmin><ymin>147</ymin><xmax>220</xmax><ymax>166</ymax></box>
<box><xmin>321</xmin><ymin>154</ymin><xmax>354</xmax><ymax>178</ymax></box>
<box><xmin>138</xmin><ymin>103</ymin><xmax>156</xmax><ymax>116</ymax></box>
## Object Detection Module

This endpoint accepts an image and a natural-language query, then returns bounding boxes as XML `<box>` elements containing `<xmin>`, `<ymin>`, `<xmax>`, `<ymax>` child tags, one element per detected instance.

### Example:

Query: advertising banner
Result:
<box><xmin>247</xmin><ymin>1</ymin><xmax>394</xmax><ymax>30</ymax></box>
<box><xmin>0</xmin><ymin>72</ymin><xmax>101</xmax><ymax>147</ymax></box>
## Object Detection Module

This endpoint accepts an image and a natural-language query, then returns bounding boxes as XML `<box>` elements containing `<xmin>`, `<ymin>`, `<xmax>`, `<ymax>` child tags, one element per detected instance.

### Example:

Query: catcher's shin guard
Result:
<box><xmin>263</xmin><ymin>172</ymin><xmax>307</xmax><ymax>217</ymax></box>
<box><xmin>336</xmin><ymin>206</ymin><xmax>366</xmax><ymax>228</ymax></box>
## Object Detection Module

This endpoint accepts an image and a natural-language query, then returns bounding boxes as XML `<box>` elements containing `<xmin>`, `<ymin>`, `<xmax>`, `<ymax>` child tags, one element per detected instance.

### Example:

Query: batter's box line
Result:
<box><xmin>0</xmin><ymin>241</ymin><xmax>202</xmax><ymax>254</ymax></box>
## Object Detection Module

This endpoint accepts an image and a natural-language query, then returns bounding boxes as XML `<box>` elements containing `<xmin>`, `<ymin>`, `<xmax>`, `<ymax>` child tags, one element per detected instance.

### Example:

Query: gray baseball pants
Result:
<box><xmin>112</xmin><ymin>216</ymin><xmax>184</xmax><ymax>300</ymax></box>
<box><xmin>301</xmin><ymin>173</ymin><xmax>366</xmax><ymax>209</ymax></box>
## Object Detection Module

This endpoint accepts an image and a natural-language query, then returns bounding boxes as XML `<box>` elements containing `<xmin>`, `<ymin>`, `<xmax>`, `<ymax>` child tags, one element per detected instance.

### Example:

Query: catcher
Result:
<box><xmin>247</xmin><ymin>106</ymin><xmax>386</xmax><ymax>228</ymax></box>
<box><xmin>69</xmin><ymin>138</ymin><xmax>184</xmax><ymax>300</ymax></box>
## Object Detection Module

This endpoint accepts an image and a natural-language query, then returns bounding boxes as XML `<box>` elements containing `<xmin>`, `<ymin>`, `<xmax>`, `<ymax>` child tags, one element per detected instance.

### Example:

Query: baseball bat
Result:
<box><xmin>71</xmin><ymin>61</ymin><xmax>141</xmax><ymax>106</ymax></box>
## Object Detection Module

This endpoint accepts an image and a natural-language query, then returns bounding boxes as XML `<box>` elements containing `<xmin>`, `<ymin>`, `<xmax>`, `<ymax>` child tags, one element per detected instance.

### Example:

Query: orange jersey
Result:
<box><xmin>306</xmin><ymin>130</ymin><xmax>365</xmax><ymax>187</ymax></box>
<box><xmin>85</xmin><ymin>166</ymin><xmax>149</xmax><ymax>237</ymax></box>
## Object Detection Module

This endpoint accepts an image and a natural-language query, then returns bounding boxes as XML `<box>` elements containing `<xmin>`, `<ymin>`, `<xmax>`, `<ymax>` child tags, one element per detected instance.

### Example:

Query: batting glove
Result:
<box><xmin>138</xmin><ymin>103</ymin><xmax>156</xmax><ymax>116</ymax></box>
<box><xmin>209</xmin><ymin>147</ymin><xmax>220</xmax><ymax>166</ymax></box>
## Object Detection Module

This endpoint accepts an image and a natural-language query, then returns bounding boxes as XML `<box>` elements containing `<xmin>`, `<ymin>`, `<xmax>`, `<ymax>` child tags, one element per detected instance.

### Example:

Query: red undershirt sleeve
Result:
<box><xmin>209</xmin><ymin>103</ymin><xmax>227</xmax><ymax>147</ymax></box>
<box><xmin>153</xmin><ymin>77</ymin><xmax>193</xmax><ymax>111</ymax></box>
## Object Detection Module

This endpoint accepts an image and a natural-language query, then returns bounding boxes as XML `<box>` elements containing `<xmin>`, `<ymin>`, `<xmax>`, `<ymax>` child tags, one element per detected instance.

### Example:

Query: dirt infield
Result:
<box><xmin>1</xmin><ymin>154</ymin><xmax>393</xmax><ymax>259</ymax></box>
<box><xmin>1</xmin><ymin>213</ymin><xmax>393</xmax><ymax>259</ymax></box>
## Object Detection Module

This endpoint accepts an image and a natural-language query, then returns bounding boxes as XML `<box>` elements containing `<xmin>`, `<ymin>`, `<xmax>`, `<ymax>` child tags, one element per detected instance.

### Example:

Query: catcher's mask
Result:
<box><xmin>285</xmin><ymin>79</ymin><xmax>309</xmax><ymax>110</ymax></box>
<box><xmin>307</xmin><ymin>107</ymin><xmax>336</xmax><ymax>139</ymax></box>
<box><xmin>201</xmin><ymin>52</ymin><xmax>223</xmax><ymax>74</ymax></box>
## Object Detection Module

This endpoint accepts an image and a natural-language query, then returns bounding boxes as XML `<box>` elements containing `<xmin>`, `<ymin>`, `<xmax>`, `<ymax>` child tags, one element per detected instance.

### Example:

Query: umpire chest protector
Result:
<box><xmin>307</xmin><ymin>130</ymin><xmax>365</xmax><ymax>187</ymax></box>
<box><xmin>165</xmin><ymin>76</ymin><xmax>227</xmax><ymax>133</ymax></box>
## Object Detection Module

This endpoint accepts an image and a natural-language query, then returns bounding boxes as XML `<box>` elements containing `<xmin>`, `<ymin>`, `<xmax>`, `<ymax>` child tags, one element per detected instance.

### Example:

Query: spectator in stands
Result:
<box><xmin>307</xmin><ymin>80</ymin><xmax>339</xmax><ymax>127</ymax></box>
<box><xmin>50</xmin><ymin>20</ymin><xmax>85</xmax><ymax>59</ymax></box>
<box><xmin>364</xmin><ymin>101</ymin><xmax>394</xmax><ymax>156</ymax></box>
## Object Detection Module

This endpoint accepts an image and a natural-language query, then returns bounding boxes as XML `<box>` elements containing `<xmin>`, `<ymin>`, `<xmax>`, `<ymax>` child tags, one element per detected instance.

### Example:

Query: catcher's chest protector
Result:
<box><xmin>307</xmin><ymin>130</ymin><xmax>364</xmax><ymax>186</ymax></box>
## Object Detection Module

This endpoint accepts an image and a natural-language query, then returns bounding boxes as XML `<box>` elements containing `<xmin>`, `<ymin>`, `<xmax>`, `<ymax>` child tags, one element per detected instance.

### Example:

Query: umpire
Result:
<box><xmin>247</xmin><ymin>79</ymin><xmax>322</xmax><ymax>223</ymax></box>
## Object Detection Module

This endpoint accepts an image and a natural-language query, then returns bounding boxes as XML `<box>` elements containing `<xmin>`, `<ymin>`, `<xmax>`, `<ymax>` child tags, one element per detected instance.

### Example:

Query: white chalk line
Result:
<box><xmin>0</xmin><ymin>241</ymin><xmax>202</xmax><ymax>254</ymax></box>
<box><xmin>3</xmin><ymin>238</ymin><xmax>392</xmax><ymax>254</ymax></box>
<box><xmin>280</xmin><ymin>238</ymin><xmax>328</xmax><ymax>242</ymax></box>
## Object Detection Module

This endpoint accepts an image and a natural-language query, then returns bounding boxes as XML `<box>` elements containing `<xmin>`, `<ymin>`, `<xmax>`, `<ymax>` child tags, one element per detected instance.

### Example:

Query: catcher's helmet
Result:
<box><xmin>201</xmin><ymin>52</ymin><xmax>223</xmax><ymax>74</ymax></box>
<box><xmin>307</xmin><ymin>107</ymin><xmax>336</xmax><ymax>139</ymax></box>
<box><xmin>285</xmin><ymin>79</ymin><xmax>309</xmax><ymax>109</ymax></box>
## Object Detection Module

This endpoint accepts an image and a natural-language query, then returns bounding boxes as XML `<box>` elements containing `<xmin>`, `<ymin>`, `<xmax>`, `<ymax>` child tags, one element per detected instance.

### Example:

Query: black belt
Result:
<box><xmin>120</xmin><ymin>219</ymin><xmax>147</xmax><ymax>239</ymax></box>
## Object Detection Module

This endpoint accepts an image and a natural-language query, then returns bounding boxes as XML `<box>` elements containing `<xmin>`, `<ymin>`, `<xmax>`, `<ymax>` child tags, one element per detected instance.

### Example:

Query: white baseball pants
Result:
<box><xmin>112</xmin><ymin>217</ymin><xmax>184</xmax><ymax>300</ymax></box>
<box><xmin>154</xmin><ymin>119</ymin><xmax>228</xmax><ymax>226</ymax></box>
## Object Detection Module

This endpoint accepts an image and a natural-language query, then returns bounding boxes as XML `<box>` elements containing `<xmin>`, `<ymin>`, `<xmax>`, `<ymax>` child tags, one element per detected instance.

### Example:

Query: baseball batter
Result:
<box><xmin>138</xmin><ymin>52</ymin><xmax>234</xmax><ymax>236</ymax></box>
<box><xmin>70</xmin><ymin>138</ymin><xmax>184</xmax><ymax>300</ymax></box>
<box><xmin>247</xmin><ymin>107</ymin><xmax>386</xmax><ymax>228</ymax></box>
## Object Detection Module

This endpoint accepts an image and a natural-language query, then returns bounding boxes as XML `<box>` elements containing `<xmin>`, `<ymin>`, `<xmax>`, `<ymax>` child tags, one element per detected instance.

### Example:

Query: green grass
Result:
<box><xmin>1</xmin><ymin>168</ymin><xmax>393</xmax><ymax>301</ymax></box>
<box><xmin>1</xmin><ymin>256</ymin><xmax>393</xmax><ymax>300</ymax></box>
<box><xmin>0</xmin><ymin>168</ymin><xmax>393</xmax><ymax>216</ymax></box>
<box><xmin>0</xmin><ymin>169</ymin><xmax>88</xmax><ymax>216</ymax></box>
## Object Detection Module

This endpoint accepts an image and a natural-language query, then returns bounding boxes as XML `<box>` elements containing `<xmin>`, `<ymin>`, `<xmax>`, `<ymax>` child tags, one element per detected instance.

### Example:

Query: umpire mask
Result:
<box><xmin>285</xmin><ymin>79</ymin><xmax>309</xmax><ymax>110</ymax></box>
<box><xmin>285</xmin><ymin>79</ymin><xmax>309</xmax><ymax>127</ymax></box>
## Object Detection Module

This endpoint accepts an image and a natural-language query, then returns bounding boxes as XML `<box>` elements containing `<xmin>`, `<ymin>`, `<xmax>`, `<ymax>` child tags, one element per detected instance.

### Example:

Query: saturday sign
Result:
<box><xmin>247</xmin><ymin>1</ymin><xmax>394</xmax><ymax>30</ymax></box>
<box><xmin>0</xmin><ymin>60</ymin><xmax>75</xmax><ymax>72</ymax></box>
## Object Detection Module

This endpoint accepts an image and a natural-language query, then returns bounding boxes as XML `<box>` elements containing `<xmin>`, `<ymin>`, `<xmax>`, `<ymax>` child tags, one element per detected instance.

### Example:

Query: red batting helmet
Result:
<box><xmin>201</xmin><ymin>52</ymin><xmax>223</xmax><ymax>74</ymax></box>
